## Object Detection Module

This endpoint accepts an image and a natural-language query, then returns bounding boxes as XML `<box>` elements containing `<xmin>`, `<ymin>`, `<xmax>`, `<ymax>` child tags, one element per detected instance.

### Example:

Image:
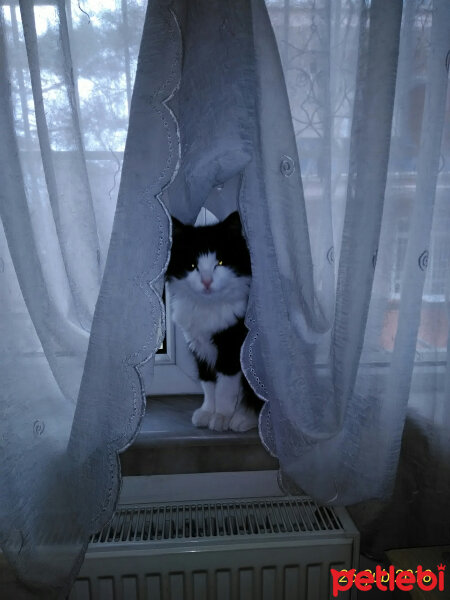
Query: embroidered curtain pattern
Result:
<box><xmin>0</xmin><ymin>0</ymin><xmax>449</xmax><ymax>596</ymax></box>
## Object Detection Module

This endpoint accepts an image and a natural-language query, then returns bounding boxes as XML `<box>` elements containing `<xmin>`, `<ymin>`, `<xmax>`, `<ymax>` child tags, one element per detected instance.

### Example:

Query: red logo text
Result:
<box><xmin>330</xmin><ymin>564</ymin><xmax>446</xmax><ymax>596</ymax></box>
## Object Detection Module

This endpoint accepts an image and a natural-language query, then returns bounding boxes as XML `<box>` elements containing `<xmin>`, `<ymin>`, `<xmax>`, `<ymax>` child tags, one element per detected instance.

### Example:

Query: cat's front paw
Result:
<box><xmin>192</xmin><ymin>408</ymin><xmax>213</xmax><ymax>428</ymax></box>
<box><xmin>229</xmin><ymin>408</ymin><xmax>258</xmax><ymax>432</ymax></box>
<box><xmin>208</xmin><ymin>413</ymin><xmax>232</xmax><ymax>432</ymax></box>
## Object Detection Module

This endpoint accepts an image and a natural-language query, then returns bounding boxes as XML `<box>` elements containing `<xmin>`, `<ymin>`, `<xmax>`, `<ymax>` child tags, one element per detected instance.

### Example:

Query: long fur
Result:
<box><xmin>166</xmin><ymin>212</ymin><xmax>262</xmax><ymax>432</ymax></box>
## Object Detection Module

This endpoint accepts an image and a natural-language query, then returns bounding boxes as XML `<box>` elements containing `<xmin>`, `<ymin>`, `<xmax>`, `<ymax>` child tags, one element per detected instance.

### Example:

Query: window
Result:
<box><xmin>269</xmin><ymin>0</ymin><xmax>449</xmax><ymax>366</ymax></box>
<box><xmin>1</xmin><ymin>0</ymin><xmax>203</xmax><ymax>393</ymax></box>
<box><xmin>3</xmin><ymin>0</ymin><xmax>448</xmax><ymax>397</ymax></box>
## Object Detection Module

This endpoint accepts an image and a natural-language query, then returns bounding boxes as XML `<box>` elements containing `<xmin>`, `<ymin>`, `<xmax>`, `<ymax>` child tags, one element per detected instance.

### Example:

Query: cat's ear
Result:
<box><xmin>222</xmin><ymin>211</ymin><xmax>242</xmax><ymax>234</ymax></box>
<box><xmin>171</xmin><ymin>216</ymin><xmax>185</xmax><ymax>237</ymax></box>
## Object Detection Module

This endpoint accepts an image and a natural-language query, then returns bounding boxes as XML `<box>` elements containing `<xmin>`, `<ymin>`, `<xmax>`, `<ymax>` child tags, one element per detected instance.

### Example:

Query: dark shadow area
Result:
<box><xmin>349</xmin><ymin>412</ymin><xmax>450</xmax><ymax>558</ymax></box>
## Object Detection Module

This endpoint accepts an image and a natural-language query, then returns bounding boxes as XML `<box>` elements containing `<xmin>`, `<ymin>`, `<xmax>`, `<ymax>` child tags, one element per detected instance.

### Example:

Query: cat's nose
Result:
<box><xmin>201</xmin><ymin>277</ymin><xmax>212</xmax><ymax>290</ymax></box>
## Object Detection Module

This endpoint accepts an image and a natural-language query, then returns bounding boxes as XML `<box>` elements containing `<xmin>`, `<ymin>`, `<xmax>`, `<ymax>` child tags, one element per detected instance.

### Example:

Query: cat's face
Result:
<box><xmin>167</xmin><ymin>211</ymin><xmax>251</xmax><ymax>298</ymax></box>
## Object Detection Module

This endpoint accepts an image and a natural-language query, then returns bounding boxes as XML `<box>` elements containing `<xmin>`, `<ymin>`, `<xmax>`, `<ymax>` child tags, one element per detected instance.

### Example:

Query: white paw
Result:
<box><xmin>209</xmin><ymin>413</ymin><xmax>232</xmax><ymax>431</ymax></box>
<box><xmin>229</xmin><ymin>409</ymin><xmax>258</xmax><ymax>432</ymax></box>
<box><xmin>192</xmin><ymin>408</ymin><xmax>213</xmax><ymax>428</ymax></box>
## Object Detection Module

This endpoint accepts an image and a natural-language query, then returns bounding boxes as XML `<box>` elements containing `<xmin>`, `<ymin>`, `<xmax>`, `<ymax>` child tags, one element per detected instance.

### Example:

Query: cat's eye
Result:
<box><xmin>218</xmin><ymin>260</ymin><xmax>223</xmax><ymax>266</ymax></box>
<box><xmin>190</xmin><ymin>264</ymin><xmax>196</xmax><ymax>270</ymax></box>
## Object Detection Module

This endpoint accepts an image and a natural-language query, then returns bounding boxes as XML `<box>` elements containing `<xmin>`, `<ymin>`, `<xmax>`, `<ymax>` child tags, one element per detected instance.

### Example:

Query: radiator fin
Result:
<box><xmin>284</xmin><ymin>566</ymin><xmax>300</xmax><ymax>600</ymax></box>
<box><xmin>98</xmin><ymin>577</ymin><xmax>114</xmax><ymax>600</ymax></box>
<box><xmin>306</xmin><ymin>565</ymin><xmax>322</xmax><ymax>600</ymax></box>
<box><xmin>91</xmin><ymin>498</ymin><xmax>343</xmax><ymax>546</ymax></box>
<box><xmin>262</xmin><ymin>566</ymin><xmax>277</xmax><ymax>600</ymax></box>
<box><xmin>216</xmin><ymin>569</ymin><xmax>232</xmax><ymax>600</ymax></box>
<box><xmin>146</xmin><ymin>574</ymin><xmax>161</xmax><ymax>600</ymax></box>
<box><xmin>70</xmin><ymin>497</ymin><xmax>358</xmax><ymax>600</ymax></box>
<box><xmin>169</xmin><ymin>572</ymin><xmax>184</xmax><ymax>599</ymax></box>
<box><xmin>192</xmin><ymin>571</ymin><xmax>208</xmax><ymax>600</ymax></box>
<box><xmin>238</xmin><ymin>568</ymin><xmax>253</xmax><ymax>600</ymax></box>
<box><xmin>71</xmin><ymin>579</ymin><xmax>90</xmax><ymax>600</ymax></box>
<box><xmin>122</xmin><ymin>575</ymin><xmax>138</xmax><ymax>600</ymax></box>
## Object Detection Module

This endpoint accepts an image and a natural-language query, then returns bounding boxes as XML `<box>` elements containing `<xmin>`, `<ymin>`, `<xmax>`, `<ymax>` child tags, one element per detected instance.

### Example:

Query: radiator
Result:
<box><xmin>70</xmin><ymin>495</ymin><xmax>359</xmax><ymax>600</ymax></box>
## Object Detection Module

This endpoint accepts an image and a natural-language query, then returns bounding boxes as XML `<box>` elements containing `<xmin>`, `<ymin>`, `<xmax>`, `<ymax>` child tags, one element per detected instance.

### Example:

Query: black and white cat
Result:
<box><xmin>166</xmin><ymin>211</ymin><xmax>262</xmax><ymax>432</ymax></box>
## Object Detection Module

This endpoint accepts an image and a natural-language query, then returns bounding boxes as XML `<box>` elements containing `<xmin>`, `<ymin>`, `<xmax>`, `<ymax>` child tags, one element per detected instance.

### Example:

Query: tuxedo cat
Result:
<box><xmin>166</xmin><ymin>211</ymin><xmax>262</xmax><ymax>432</ymax></box>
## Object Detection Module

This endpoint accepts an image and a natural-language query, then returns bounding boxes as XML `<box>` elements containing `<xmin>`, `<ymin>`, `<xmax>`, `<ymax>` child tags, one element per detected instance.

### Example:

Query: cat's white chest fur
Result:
<box><xmin>168</xmin><ymin>274</ymin><xmax>250</xmax><ymax>366</ymax></box>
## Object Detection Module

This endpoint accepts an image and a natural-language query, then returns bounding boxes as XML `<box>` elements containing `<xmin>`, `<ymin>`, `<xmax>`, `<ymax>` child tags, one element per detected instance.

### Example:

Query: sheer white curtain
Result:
<box><xmin>264</xmin><ymin>0</ymin><xmax>450</xmax><ymax>551</ymax></box>
<box><xmin>0</xmin><ymin>0</ymin><xmax>449</xmax><ymax>596</ymax></box>
<box><xmin>0</xmin><ymin>1</ymin><xmax>156</xmax><ymax>596</ymax></box>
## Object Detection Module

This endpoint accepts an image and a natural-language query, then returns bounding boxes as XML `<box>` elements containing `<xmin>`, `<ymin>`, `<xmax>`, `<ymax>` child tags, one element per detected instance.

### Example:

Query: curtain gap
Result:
<box><xmin>121</xmin><ymin>0</ymin><xmax>132</xmax><ymax>112</ymax></box>
<box><xmin>19</xmin><ymin>0</ymin><xmax>62</xmax><ymax>229</ymax></box>
<box><xmin>321</xmin><ymin>0</ymin><xmax>333</xmax><ymax>250</ymax></box>
<box><xmin>10</xmin><ymin>3</ymin><xmax>41</xmax><ymax>205</ymax></box>
<box><xmin>10</xmin><ymin>5</ymin><xmax>31</xmax><ymax>143</ymax></box>
<box><xmin>393</xmin><ymin>0</ymin><xmax>415</xmax><ymax>144</ymax></box>
<box><xmin>65</xmin><ymin>0</ymin><xmax>83</xmax><ymax>134</ymax></box>
<box><xmin>56</xmin><ymin>0</ymin><xmax>101</xmax><ymax>271</ymax></box>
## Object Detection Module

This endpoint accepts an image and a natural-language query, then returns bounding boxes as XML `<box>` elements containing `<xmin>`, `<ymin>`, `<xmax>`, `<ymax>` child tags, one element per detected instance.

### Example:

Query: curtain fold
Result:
<box><xmin>1</xmin><ymin>0</ymin><xmax>449</xmax><ymax>596</ymax></box>
<box><xmin>19</xmin><ymin>0</ymin><xmax>101</xmax><ymax>332</ymax></box>
<box><xmin>0</xmin><ymin>18</ymin><xmax>88</xmax><ymax>404</ymax></box>
<box><xmin>66</xmin><ymin>0</ymin><xmax>182</xmax><ymax>550</ymax></box>
<box><xmin>333</xmin><ymin>0</ymin><xmax>402</xmax><ymax>419</ymax></box>
<box><xmin>243</xmin><ymin>0</ymin><xmax>406</xmax><ymax>504</ymax></box>
<box><xmin>0</xmin><ymin>1</ymin><xmax>156</xmax><ymax>595</ymax></box>
<box><xmin>380</xmin><ymin>0</ymin><xmax>450</xmax><ymax>492</ymax></box>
